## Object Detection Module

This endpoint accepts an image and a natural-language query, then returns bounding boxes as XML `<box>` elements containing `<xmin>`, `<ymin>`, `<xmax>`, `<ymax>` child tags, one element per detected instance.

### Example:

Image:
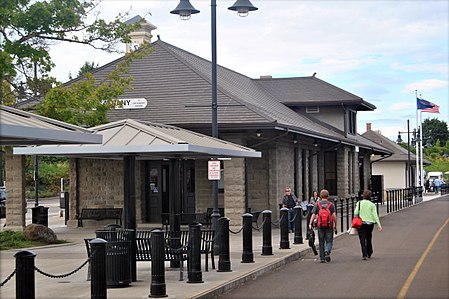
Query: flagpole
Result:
<box><xmin>419</xmin><ymin>111</ymin><xmax>424</xmax><ymax>186</ymax></box>
<box><xmin>415</xmin><ymin>90</ymin><xmax>419</xmax><ymax>187</ymax></box>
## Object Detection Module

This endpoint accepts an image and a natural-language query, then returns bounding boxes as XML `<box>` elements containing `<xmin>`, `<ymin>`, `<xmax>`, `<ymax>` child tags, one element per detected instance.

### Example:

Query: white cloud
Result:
<box><xmin>404</xmin><ymin>80</ymin><xmax>449</xmax><ymax>93</ymax></box>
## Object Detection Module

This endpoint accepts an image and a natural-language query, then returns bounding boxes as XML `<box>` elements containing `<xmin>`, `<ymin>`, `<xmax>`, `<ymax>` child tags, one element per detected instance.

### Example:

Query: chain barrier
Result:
<box><xmin>229</xmin><ymin>225</ymin><xmax>244</xmax><ymax>234</ymax></box>
<box><xmin>289</xmin><ymin>212</ymin><xmax>297</xmax><ymax>223</ymax></box>
<box><xmin>0</xmin><ymin>269</ymin><xmax>16</xmax><ymax>288</ymax></box>
<box><xmin>271</xmin><ymin>214</ymin><xmax>284</xmax><ymax>227</ymax></box>
<box><xmin>164</xmin><ymin>239</ymin><xmax>189</xmax><ymax>253</ymax></box>
<box><xmin>35</xmin><ymin>257</ymin><xmax>90</xmax><ymax>279</ymax></box>
<box><xmin>252</xmin><ymin>217</ymin><xmax>266</xmax><ymax>231</ymax></box>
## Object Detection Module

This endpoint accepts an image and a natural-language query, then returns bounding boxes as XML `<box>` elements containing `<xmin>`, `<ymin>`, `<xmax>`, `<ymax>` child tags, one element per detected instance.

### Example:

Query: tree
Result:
<box><xmin>68</xmin><ymin>61</ymin><xmax>99</xmax><ymax>80</ymax></box>
<box><xmin>0</xmin><ymin>0</ymin><xmax>137</xmax><ymax>102</ymax></box>
<box><xmin>37</xmin><ymin>45</ymin><xmax>152</xmax><ymax>127</ymax></box>
<box><xmin>422</xmin><ymin>118</ymin><xmax>448</xmax><ymax>147</ymax></box>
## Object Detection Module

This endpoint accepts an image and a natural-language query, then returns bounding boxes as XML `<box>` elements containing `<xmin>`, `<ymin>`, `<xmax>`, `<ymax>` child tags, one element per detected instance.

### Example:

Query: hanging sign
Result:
<box><xmin>208</xmin><ymin>160</ymin><xmax>221</xmax><ymax>180</ymax></box>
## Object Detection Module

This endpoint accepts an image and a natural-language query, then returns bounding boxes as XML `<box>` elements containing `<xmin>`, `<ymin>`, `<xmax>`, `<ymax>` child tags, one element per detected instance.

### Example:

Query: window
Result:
<box><xmin>348</xmin><ymin>110</ymin><xmax>357</xmax><ymax>135</ymax></box>
<box><xmin>324</xmin><ymin>151</ymin><xmax>337</xmax><ymax>195</ymax></box>
<box><xmin>306</xmin><ymin>106</ymin><xmax>319</xmax><ymax>113</ymax></box>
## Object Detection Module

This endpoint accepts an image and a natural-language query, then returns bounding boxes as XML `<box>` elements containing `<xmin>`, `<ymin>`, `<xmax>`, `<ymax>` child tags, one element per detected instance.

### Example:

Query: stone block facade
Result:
<box><xmin>4</xmin><ymin>147</ymin><xmax>26</xmax><ymax>230</ymax></box>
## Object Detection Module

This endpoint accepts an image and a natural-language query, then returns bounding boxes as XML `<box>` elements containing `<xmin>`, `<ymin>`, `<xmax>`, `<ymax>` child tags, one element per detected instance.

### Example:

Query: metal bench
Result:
<box><xmin>78</xmin><ymin>208</ymin><xmax>122</xmax><ymax>227</ymax></box>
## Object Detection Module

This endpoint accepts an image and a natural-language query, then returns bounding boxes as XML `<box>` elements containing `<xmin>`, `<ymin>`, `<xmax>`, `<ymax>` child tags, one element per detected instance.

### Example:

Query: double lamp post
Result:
<box><xmin>170</xmin><ymin>0</ymin><xmax>258</xmax><ymax>231</ymax></box>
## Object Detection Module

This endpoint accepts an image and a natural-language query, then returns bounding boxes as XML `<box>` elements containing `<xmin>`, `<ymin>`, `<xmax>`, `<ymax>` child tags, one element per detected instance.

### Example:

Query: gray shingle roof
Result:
<box><xmin>68</xmin><ymin>39</ymin><xmax>387</xmax><ymax>152</ymax></box>
<box><xmin>362</xmin><ymin>129</ymin><xmax>430</xmax><ymax>164</ymax></box>
<box><xmin>254</xmin><ymin>76</ymin><xmax>376</xmax><ymax>111</ymax></box>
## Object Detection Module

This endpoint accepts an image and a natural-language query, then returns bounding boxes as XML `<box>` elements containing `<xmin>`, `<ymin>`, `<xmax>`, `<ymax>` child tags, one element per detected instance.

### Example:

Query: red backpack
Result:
<box><xmin>317</xmin><ymin>201</ymin><xmax>334</xmax><ymax>229</ymax></box>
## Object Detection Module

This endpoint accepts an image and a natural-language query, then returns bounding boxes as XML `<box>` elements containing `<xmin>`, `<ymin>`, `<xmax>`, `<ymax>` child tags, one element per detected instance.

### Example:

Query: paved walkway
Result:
<box><xmin>0</xmin><ymin>193</ymin><xmax>441</xmax><ymax>299</ymax></box>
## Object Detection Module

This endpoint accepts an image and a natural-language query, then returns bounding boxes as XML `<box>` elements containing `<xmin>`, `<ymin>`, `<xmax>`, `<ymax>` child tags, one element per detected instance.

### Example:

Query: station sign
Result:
<box><xmin>116</xmin><ymin>98</ymin><xmax>148</xmax><ymax>109</ymax></box>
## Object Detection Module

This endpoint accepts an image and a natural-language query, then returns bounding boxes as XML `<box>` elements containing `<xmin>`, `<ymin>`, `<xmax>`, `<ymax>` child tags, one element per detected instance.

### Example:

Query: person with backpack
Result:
<box><xmin>281</xmin><ymin>187</ymin><xmax>298</xmax><ymax>232</ymax></box>
<box><xmin>308</xmin><ymin>189</ymin><xmax>337</xmax><ymax>263</ymax></box>
<box><xmin>355</xmin><ymin>190</ymin><xmax>382</xmax><ymax>260</ymax></box>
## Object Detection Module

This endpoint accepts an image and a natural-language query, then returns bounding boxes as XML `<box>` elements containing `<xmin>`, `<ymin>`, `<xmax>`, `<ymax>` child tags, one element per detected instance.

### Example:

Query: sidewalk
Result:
<box><xmin>0</xmin><ymin>193</ymin><xmax>441</xmax><ymax>299</ymax></box>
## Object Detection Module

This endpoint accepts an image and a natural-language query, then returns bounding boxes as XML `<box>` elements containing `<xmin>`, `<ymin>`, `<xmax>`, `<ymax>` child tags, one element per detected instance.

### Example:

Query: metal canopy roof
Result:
<box><xmin>14</xmin><ymin>119</ymin><xmax>261</xmax><ymax>159</ymax></box>
<box><xmin>0</xmin><ymin>105</ymin><xmax>102</xmax><ymax>146</ymax></box>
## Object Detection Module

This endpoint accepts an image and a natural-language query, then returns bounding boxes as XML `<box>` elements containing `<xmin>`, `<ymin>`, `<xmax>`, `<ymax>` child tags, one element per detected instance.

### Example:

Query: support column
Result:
<box><xmin>5</xmin><ymin>147</ymin><xmax>26</xmax><ymax>230</ymax></box>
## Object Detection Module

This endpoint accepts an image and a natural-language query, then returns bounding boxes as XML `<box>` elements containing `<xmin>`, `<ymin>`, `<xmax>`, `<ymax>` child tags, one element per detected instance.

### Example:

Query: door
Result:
<box><xmin>183</xmin><ymin>160</ymin><xmax>196</xmax><ymax>214</ymax></box>
<box><xmin>145</xmin><ymin>162</ymin><xmax>160</xmax><ymax>223</ymax></box>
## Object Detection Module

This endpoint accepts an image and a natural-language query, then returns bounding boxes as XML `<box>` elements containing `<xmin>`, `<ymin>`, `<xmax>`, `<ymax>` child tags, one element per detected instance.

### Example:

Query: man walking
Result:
<box><xmin>282</xmin><ymin>187</ymin><xmax>298</xmax><ymax>233</ymax></box>
<box><xmin>308</xmin><ymin>189</ymin><xmax>337</xmax><ymax>263</ymax></box>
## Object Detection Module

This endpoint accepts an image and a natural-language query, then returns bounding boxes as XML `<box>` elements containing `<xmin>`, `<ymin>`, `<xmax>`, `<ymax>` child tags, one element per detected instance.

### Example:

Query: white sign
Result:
<box><xmin>116</xmin><ymin>98</ymin><xmax>148</xmax><ymax>109</ymax></box>
<box><xmin>208</xmin><ymin>160</ymin><xmax>221</xmax><ymax>180</ymax></box>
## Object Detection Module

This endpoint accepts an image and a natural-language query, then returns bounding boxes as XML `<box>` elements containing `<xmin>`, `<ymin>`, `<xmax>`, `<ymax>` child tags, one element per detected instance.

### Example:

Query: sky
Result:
<box><xmin>48</xmin><ymin>0</ymin><xmax>449</xmax><ymax>142</ymax></box>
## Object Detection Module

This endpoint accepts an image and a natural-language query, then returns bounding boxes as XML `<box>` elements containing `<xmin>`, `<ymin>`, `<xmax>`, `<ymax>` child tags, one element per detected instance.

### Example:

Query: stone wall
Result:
<box><xmin>4</xmin><ymin>148</ymin><xmax>26</xmax><ymax>230</ymax></box>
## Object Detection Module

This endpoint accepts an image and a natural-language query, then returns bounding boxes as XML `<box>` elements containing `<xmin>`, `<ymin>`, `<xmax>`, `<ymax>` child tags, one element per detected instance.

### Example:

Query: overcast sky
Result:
<box><xmin>49</xmin><ymin>0</ymin><xmax>449</xmax><ymax>142</ymax></box>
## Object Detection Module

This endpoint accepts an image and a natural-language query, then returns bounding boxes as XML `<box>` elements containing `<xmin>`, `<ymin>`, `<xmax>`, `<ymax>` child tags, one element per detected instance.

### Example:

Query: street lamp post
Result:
<box><xmin>397</xmin><ymin>119</ymin><xmax>414</xmax><ymax>188</ymax></box>
<box><xmin>170</xmin><ymin>0</ymin><xmax>258</xmax><ymax>234</ymax></box>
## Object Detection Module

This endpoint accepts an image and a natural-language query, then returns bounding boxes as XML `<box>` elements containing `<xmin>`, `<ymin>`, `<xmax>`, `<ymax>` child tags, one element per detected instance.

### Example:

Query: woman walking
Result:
<box><xmin>355</xmin><ymin>190</ymin><xmax>382</xmax><ymax>260</ymax></box>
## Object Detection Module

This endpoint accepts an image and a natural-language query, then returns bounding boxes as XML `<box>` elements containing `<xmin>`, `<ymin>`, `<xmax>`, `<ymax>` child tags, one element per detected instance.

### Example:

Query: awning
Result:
<box><xmin>14</xmin><ymin>119</ymin><xmax>261</xmax><ymax>159</ymax></box>
<box><xmin>1</xmin><ymin>105</ymin><xmax>102</xmax><ymax>145</ymax></box>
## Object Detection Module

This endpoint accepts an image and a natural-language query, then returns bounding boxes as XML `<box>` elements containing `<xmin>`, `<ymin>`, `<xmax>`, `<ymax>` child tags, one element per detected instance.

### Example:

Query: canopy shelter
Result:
<box><xmin>0</xmin><ymin>105</ymin><xmax>102</xmax><ymax>145</ymax></box>
<box><xmin>15</xmin><ymin>118</ymin><xmax>261</xmax><ymax>230</ymax></box>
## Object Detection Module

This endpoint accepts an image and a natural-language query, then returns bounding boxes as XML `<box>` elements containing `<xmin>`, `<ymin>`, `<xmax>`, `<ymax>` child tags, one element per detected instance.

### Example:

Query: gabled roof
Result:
<box><xmin>254</xmin><ymin>76</ymin><xmax>376</xmax><ymax>111</ymax></box>
<box><xmin>53</xmin><ymin>39</ymin><xmax>387</xmax><ymax>153</ymax></box>
<box><xmin>14</xmin><ymin>119</ymin><xmax>261</xmax><ymax>159</ymax></box>
<box><xmin>362</xmin><ymin>128</ymin><xmax>430</xmax><ymax>164</ymax></box>
<box><xmin>0</xmin><ymin>105</ymin><xmax>102</xmax><ymax>145</ymax></box>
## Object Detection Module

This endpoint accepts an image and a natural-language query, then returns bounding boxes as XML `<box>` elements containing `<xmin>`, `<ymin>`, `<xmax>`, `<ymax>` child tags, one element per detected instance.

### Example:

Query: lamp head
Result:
<box><xmin>397</xmin><ymin>133</ymin><xmax>403</xmax><ymax>144</ymax></box>
<box><xmin>228</xmin><ymin>0</ymin><xmax>258</xmax><ymax>17</ymax></box>
<box><xmin>170</xmin><ymin>0</ymin><xmax>200</xmax><ymax>20</ymax></box>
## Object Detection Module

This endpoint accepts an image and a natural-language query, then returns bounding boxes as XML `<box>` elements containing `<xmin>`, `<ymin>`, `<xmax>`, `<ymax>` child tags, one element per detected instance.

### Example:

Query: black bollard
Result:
<box><xmin>90</xmin><ymin>238</ymin><xmax>107</xmax><ymax>299</ymax></box>
<box><xmin>261</xmin><ymin>210</ymin><xmax>273</xmax><ymax>255</ymax></box>
<box><xmin>187</xmin><ymin>222</ymin><xmax>203</xmax><ymax>283</ymax></box>
<box><xmin>293</xmin><ymin>206</ymin><xmax>303</xmax><ymax>244</ymax></box>
<box><xmin>280</xmin><ymin>207</ymin><xmax>290</xmax><ymax>249</ymax></box>
<box><xmin>15</xmin><ymin>250</ymin><xmax>36</xmax><ymax>299</ymax></box>
<box><xmin>242</xmin><ymin>213</ymin><xmax>254</xmax><ymax>263</ymax></box>
<box><xmin>217</xmin><ymin>217</ymin><xmax>232</xmax><ymax>272</ymax></box>
<box><xmin>149</xmin><ymin>229</ymin><xmax>168</xmax><ymax>298</ymax></box>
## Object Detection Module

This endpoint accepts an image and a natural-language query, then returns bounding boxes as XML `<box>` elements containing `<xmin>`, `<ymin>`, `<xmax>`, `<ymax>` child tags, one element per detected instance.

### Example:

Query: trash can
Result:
<box><xmin>31</xmin><ymin>206</ymin><xmax>49</xmax><ymax>227</ymax></box>
<box><xmin>95</xmin><ymin>229</ymin><xmax>133</xmax><ymax>287</ymax></box>
<box><xmin>105</xmin><ymin>240</ymin><xmax>131</xmax><ymax>288</ymax></box>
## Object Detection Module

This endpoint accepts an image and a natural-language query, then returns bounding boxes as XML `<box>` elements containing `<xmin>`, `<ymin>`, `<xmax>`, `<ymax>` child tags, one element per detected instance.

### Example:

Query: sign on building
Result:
<box><xmin>116</xmin><ymin>98</ymin><xmax>148</xmax><ymax>109</ymax></box>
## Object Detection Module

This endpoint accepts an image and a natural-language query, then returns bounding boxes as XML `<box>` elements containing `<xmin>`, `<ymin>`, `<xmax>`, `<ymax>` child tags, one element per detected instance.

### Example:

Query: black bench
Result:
<box><xmin>135</xmin><ymin>229</ymin><xmax>215</xmax><ymax>271</ymax></box>
<box><xmin>78</xmin><ymin>208</ymin><xmax>122</xmax><ymax>227</ymax></box>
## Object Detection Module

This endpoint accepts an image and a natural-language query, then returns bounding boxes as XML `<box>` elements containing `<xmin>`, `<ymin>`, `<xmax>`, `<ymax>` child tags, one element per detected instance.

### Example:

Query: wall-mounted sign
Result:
<box><xmin>208</xmin><ymin>160</ymin><xmax>221</xmax><ymax>180</ymax></box>
<box><xmin>116</xmin><ymin>98</ymin><xmax>148</xmax><ymax>109</ymax></box>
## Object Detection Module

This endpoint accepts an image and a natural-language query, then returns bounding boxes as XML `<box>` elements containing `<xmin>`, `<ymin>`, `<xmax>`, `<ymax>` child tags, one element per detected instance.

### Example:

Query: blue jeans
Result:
<box><xmin>287</xmin><ymin>208</ymin><xmax>295</xmax><ymax>231</ymax></box>
<box><xmin>318</xmin><ymin>228</ymin><xmax>334</xmax><ymax>261</ymax></box>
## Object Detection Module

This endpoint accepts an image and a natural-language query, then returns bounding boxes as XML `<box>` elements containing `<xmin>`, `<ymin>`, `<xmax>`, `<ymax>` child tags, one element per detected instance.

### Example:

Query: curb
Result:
<box><xmin>190</xmin><ymin>247</ymin><xmax>313</xmax><ymax>299</ymax></box>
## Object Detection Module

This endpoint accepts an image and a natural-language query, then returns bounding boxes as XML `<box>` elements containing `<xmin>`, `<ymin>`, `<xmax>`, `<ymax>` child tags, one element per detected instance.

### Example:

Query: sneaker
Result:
<box><xmin>320</xmin><ymin>260</ymin><xmax>326</xmax><ymax>263</ymax></box>
<box><xmin>324</xmin><ymin>251</ymin><xmax>331</xmax><ymax>262</ymax></box>
<box><xmin>363</xmin><ymin>257</ymin><xmax>367</xmax><ymax>260</ymax></box>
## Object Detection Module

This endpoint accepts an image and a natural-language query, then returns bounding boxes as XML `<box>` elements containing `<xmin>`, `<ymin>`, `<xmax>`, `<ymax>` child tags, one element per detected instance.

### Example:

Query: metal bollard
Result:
<box><xmin>90</xmin><ymin>238</ymin><xmax>107</xmax><ymax>299</ymax></box>
<box><xmin>217</xmin><ymin>217</ymin><xmax>232</xmax><ymax>272</ymax></box>
<box><xmin>242</xmin><ymin>213</ymin><xmax>254</xmax><ymax>263</ymax></box>
<box><xmin>15</xmin><ymin>250</ymin><xmax>36</xmax><ymax>299</ymax></box>
<box><xmin>280</xmin><ymin>207</ymin><xmax>290</xmax><ymax>249</ymax></box>
<box><xmin>149</xmin><ymin>229</ymin><xmax>168</xmax><ymax>298</ymax></box>
<box><xmin>261</xmin><ymin>210</ymin><xmax>273</xmax><ymax>255</ymax></box>
<box><xmin>187</xmin><ymin>222</ymin><xmax>203</xmax><ymax>283</ymax></box>
<box><xmin>293</xmin><ymin>206</ymin><xmax>303</xmax><ymax>244</ymax></box>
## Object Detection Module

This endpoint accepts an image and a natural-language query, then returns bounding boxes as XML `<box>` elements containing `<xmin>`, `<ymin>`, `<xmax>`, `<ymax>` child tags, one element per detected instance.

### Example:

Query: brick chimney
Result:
<box><xmin>366</xmin><ymin>123</ymin><xmax>372</xmax><ymax>132</ymax></box>
<box><xmin>125</xmin><ymin>15</ymin><xmax>157</xmax><ymax>53</ymax></box>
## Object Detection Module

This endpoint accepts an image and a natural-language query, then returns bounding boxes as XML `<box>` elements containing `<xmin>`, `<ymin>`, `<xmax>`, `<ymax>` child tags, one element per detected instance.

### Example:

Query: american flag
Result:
<box><xmin>422</xmin><ymin>104</ymin><xmax>440</xmax><ymax>113</ymax></box>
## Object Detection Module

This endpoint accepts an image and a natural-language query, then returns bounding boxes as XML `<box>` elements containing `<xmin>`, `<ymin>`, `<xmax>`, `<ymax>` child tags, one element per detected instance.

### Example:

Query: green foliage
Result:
<box><xmin>37</xmin><ymin>45</ymin><xmax>152</xmax><ymax>126</ymax></box>
<box><xmin>0</xmin><ymin>230</ymin><xmax>66</xmax><ymax>250</ymax></box>
<box><xmin>423</xmin><ymin>139</ymin><xmax>449</xmax><ymax>175</ymax></box>
<box><xmin>0</xmin><ymin>0</ymin><xmax>139</xmax><ymax>101</ymax></box>
<box><xmin>422</xmin><ymin>118</ymin><xmax>448</xmax><ymax>147</ymax></box>
<box><xmin>69</xmin><ymin>61</ymin><xmax>99</xmax><ymax>80</ymax></box>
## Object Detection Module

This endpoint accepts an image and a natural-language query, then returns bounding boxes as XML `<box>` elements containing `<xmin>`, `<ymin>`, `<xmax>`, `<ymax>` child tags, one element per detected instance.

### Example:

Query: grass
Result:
<box><xmin>0</xmin><ymin>230</ymin><xmax>67</xmax><ymax>251</ymax></box>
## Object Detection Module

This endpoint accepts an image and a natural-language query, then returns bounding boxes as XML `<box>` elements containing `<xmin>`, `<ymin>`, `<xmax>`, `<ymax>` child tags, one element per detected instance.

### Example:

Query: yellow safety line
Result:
<box><xmin>397</xmin><ymin>217</ymin><xmax>449</xmax><ymax>299</ymax></box>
